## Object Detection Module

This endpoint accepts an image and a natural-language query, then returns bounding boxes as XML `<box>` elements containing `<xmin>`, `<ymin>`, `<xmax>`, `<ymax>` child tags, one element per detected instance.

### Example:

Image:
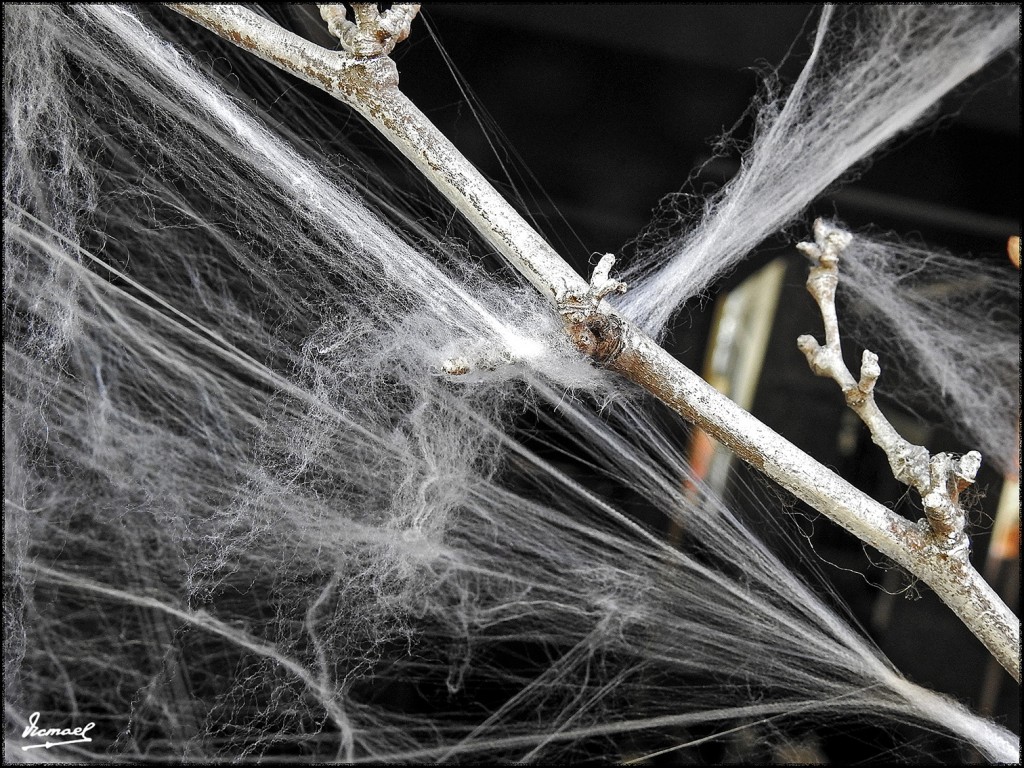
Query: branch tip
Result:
<box><xmin>590</xmin><ymin>253</ymin><xmax>628</xmax><ymax>301</ymax></box>
<box><xmin>799</xmin><ymin>218</ymin><xmax>852</xmax><ymax>268</ymax></box>
<box><xmin>858</xmin><ymin>349</ymin><xmax>880</xmax><ymax>393</ymax></box>
<box><xmin>956</xmin><ymin>451</ymin><xmax>982</xmax><ymax>485</ymax></box>
<box><xmin>796</xmin><ymin>334</ymin><xmax>819</xmax><ymax>354</ymax></box>
<box><xmin>318</xmin><ymin>3</ymin><xmax>420</xmax><ymax>58</ymax></box>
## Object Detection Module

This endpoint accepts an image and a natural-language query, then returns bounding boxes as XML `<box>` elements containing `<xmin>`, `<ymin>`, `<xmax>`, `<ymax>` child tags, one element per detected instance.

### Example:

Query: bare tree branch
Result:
<box><xmin>167</xmin><ymin>3</ymin><xmax>1020</xmax><ymax>682</ymax></box>
<box><xmin>797</xmin><ymin>219</ymin><xmax>981</xmax><ymax>553</ymax></box>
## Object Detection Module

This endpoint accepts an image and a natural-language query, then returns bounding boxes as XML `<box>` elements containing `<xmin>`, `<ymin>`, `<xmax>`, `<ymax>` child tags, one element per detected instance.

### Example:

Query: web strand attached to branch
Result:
<box><xmin>3</xmin><ymin>4</ymin><xmax>1019</xmax><ymax>764</ymax></box>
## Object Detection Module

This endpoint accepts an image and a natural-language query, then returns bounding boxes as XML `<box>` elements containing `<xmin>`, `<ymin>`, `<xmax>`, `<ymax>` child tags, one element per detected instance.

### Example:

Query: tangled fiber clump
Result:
<box><xmin>4</xmin><ymin>4</ymin><xmax>1019</xmax><ymax>764</ymax></box>
<box><xmin>619</xmin><ymin>5</ymin><xmax>1017</xmax><ymax>336</ymax></box>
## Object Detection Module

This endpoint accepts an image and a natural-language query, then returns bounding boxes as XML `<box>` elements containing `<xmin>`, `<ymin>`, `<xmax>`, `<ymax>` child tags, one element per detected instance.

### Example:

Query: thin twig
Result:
<box><xmin>317</xmin><ymin>3</ymin><xmax>419</xmax><ymax>59</ymax></box>
<box><xmin>797</xmin><ymin>219</ymin><xmax>980</xmax><ymax>555</ymax></box>
<box><xmin>166</xmin><ymin>4</ymin><xmax>1020</xmax><ymax>682</ymax></box>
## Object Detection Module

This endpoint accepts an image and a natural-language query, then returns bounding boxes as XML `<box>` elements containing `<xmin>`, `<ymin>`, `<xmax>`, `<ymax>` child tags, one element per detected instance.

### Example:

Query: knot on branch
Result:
<box><xmin>796</xmin><ymin>219</ymin><xmax>854</xmax><ymax>383</ymax></box>
<box><xmin>318</xmin><ymin>3</ymin><xmax>420</xmax><ymax>59</ymax></box>
<box><xmin>919</xmin><ymin>451</ymin><xmax>981</xmax><ymax>558</ymax></box>
<box><xmin>557</xmin><ymin>254</ymin><xmax>628</xmax><ymax>365</ymax></box>
<box><xmin>796</xmin><ymin>218</ymin><xmax>853</xmax><ymax>267</ymax></box>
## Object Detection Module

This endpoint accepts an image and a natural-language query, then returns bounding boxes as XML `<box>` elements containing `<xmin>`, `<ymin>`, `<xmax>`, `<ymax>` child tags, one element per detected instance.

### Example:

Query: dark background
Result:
<box><xmin>269</xmin><ymin>4</ymin><xmax>1022</xmax><ymax>759</ymax></box>
<box><xmin>399</xmin><ymin>5</ymin><xmax>1020</xmax><ymax>261</ymax></box>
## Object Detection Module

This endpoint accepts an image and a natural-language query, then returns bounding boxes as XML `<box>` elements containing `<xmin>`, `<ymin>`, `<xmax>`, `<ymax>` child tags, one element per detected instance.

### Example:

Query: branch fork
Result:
<box><xmin>318</xmin><ymin>4</ymin><xmax>419</xmax><ymax>59</ymax></box>
<box><xmin>798</xmin><ymin>218</ymin><xmax>980</xmax><ymax>559</ymax></box>
<box><xmin>556</xmin><ymin>253</ymin><xmax>628</xmax><ymax>365</ymax></box>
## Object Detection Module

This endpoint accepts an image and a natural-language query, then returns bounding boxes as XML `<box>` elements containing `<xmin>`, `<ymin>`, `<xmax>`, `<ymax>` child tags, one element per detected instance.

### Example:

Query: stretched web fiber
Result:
<box><xmin>835</xmin><ymin>227</ymin><xmax>1020</xmax><ymax>474</ymax></box>
<box><xmin>617</xmin><ymin>5</ymin><xmax>1017</xmax><ymax>335</ymax></box>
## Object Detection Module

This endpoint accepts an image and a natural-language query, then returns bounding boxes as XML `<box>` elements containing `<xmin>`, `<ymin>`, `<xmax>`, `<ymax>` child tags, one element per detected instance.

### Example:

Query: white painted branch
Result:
<box><xmin>317</xmin><ymin>4</ymin><xmax>418</xmax><ymax>59</ymax></box>
<box><xmin>797</xmin><ymin>219</ymin><xmax>981</xmax><ymax>554</ymax></box>
<box><xmin>167</xmin><ymin>4</ymin><xmax>1020</xmax><ymax>682</ymax></box>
